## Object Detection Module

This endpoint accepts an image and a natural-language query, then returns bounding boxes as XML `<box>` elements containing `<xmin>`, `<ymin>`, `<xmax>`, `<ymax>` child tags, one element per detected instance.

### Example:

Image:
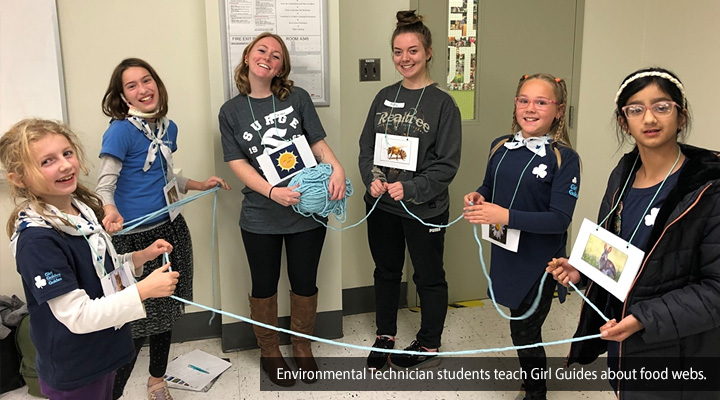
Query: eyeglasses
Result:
<box><xmin>621</xmin><ymin>101</ymin><xmax>678</xmax><ymax>119</ymax></box>
<box><xmin>514</xmin><ymin>97</ymin><xmax>559</xmax><ymax>110</ymax></box>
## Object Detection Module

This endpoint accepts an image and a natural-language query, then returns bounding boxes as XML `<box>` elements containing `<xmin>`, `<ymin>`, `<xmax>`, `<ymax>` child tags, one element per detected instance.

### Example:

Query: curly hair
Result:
<box><xmin>233</xmin><ymin>32</ymin><xmax>294</xmax><ymax>100</ymax></box>
<box><xmin>0</xmin><ymin>119</ymin><xmax>104</xmax><ymax>237</ymax></box>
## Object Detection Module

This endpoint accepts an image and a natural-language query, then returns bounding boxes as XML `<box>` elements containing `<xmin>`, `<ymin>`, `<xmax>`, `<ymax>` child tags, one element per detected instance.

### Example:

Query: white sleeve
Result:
<box><xmin>118</xmin><ymin>252</ymin><xmax>144</xmax><ymax>277</ymax></box>
<box><xmin>96</xmin><ymin>155</ymin><xmax>123</xmax><ymax>206</ymax></box>
<box><xmin>175</xmin><ymin>175</ymin><xmax>189</xmax><ymax>194</ymax></box>
<box><xmin>47</xmin><ymin>286</ymin><xmax>146</xmax><ymax>334</ymax></box>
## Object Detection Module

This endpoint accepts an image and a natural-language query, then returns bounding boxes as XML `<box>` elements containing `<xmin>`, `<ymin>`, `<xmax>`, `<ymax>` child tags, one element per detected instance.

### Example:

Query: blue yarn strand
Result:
<box><xmin>118</xmin><ymin>181</ymin><xmax>610</xmax><ymax>356</ymax></box>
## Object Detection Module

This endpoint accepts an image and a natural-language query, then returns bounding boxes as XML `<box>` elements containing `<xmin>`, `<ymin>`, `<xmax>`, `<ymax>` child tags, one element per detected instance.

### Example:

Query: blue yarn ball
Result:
<box><xmin>289</xmin><ymin>163</ymin><xmax>353</xmax><ymax>222</ymax></box>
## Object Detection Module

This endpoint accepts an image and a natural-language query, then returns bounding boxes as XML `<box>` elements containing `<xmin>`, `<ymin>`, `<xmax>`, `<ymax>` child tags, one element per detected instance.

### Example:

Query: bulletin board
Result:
<box><xmin>0</xmin><ymin>0</ymin><xmax>66</xmax><ymax>179</ymax></box>
<box><xmin>222</xmin><ymin>0</ymin><xmax>330</xmax><ymax>106</ymax></box>
<box><xmin>0</xmin><ymin>0</ymin><xmax>66</xmax><ymax>133</ymax></box>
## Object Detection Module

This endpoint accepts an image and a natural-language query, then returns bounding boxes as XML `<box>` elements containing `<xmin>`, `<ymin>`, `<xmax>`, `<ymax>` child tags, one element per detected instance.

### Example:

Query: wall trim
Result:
<box><xmin>220</xmin><ymin>310</ymin><xmax>343</xmax><ymax>353</ymax></box>
<box><xmin>169</xmin><ymin>284</ymin><xmax>407</xmax><ymax>348</ymax></box>
<box><xmin>341</xmin><ymin>283</ymin><xmax>408</xmax><ymax>316</ymax></box>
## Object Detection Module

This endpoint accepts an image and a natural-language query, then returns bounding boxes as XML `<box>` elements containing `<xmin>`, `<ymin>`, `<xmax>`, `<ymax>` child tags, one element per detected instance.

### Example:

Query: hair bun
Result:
<box><xmin>396</xmin><ymin>10</ymin><xmax>423</xmax><ymax>27</ymax></box>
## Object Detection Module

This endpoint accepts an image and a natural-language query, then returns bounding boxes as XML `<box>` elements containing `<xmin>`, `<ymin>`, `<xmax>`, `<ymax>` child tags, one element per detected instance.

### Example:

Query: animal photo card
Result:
<box><xmin>374</xmin><ymin>133</ymin><xmax>419</xmax><ymax>171</ymax></box>
<box><xmin>568</xmin><ymin>218</ymin><xmax>645</xmax><ymax>301</ymax></box>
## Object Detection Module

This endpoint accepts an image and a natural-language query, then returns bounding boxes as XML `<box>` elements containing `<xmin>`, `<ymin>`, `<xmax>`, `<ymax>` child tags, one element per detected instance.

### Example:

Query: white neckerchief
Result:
<box><xmin>503</xmin><ymin>131</ymin><xmax>550</xmax><ymax>157</ymax></box>
<box><xmin>127</xmin><ymin>116</ymin><xmax>174</xmax><ymax>179</ymax></box>
<box><xmin>9</xmin><ymin>198</ymin><xmax>120</xmax><ymax>279</ymax></box>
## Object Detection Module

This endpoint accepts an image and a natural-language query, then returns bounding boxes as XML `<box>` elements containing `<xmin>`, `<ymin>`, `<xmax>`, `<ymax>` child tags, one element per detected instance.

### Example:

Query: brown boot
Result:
<box><xmin>248</xmin><ymin>293</ymin><xmax>295</xmax><ymax>387</ymax></box>
<box><xmin>290</xmin><ymin>291</ymin><xmax>319</xmax><ymax>383</ymax></box>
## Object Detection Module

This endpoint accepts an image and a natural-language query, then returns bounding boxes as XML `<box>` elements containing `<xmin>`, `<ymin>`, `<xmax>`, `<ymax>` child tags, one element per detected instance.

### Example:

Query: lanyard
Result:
<box><xmin>383</xmin><ymin>80</ymin><xmax>428</xmax><ymax>145</ymax></box>
<box><xmin>490</xmin><ymin>138</ymin><xmax>547</xmax><ymax>209</ymax></box>
<box><xmin>598</xmin><ymin>146</ymin><xmax>682</xmax><ymax>247</ymax></box>
<box><xmin>246</xmin><ymin>94</ymin><xmax>290</xmax><ymax>153</ymax></box>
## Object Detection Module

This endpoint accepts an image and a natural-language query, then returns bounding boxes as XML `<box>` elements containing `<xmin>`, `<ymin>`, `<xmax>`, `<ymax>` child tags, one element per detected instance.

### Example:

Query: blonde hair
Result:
<box><xmin>0</xmin><ymin>119</ymin><xmax>104</xmax><ymax>237</ymax></box>
<box><xmin>233</xmin><ymin>32</ymin><xmax>294</xmax><ymax>100</ymax></box>
<box><xmin>490</xmin><ymin>73</ymin><xmax>574</xmax><ymax>167</ymax></box>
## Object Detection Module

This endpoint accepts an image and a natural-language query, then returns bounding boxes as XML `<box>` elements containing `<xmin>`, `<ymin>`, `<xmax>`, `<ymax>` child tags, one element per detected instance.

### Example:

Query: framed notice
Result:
<box><xmin>222</xmin><ymin>0</ymin><xmax>329</xmax><ymax>106</ymax></box>
<box><xmin>568</xmin><ymin>219</ymin><xmax>645</xmax><ymax>302</ymax></box>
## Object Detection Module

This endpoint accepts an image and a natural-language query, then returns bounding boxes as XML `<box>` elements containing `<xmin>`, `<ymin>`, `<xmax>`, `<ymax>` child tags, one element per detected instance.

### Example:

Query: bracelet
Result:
<box><xmin>268</xmin><ymin>186</ymin><xmax>275</xmax><ymax>199</ymax></box>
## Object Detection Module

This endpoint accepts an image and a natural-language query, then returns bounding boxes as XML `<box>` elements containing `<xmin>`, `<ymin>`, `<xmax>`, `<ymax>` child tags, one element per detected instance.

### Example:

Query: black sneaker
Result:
<box><xmin>366</xmin><ymin>336</ymin><xmax>395</xmax><ymax>370</ymax></box>
<box><xmin>389</xmin><ymin>340</ymin><xmax>440</xmax><ymax>369</ymax></box>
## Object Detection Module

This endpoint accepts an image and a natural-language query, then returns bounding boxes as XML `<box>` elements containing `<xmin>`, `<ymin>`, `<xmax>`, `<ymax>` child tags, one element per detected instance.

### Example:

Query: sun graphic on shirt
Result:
<box><xmin>276</xmin><ymin>150</ymin><xmax>298</xmax><ymax>172</ymax></box>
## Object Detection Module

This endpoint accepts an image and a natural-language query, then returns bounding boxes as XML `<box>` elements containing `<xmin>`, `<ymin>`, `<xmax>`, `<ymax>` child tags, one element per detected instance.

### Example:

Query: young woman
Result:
<box><xmin>218</xmin><ymin>32</ymin><xmax>346</xmax><ymax>386</ymax></box>
<box><xmin>547</xmin><ymin>67</ymin><xmax>720</xmax><ymax>398</ymax></box>
<box><xmin>98</xmin><ymin>58</ymin><xmax>229</xmax><ymax>400</ymax></box>
<box><xmin>358</xmin><ymin>10</ymin><xmax>462</xmax><ymax>371</ymax></box>
<box><xmin>1</xmin><ymin>119</ymin><xmax>178</xmax><ymax>400</ymax></box>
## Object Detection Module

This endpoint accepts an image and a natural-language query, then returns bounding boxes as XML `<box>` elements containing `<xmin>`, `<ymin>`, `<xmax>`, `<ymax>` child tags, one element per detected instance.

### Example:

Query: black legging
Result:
<box><xmin>241</xmin><ymin>226</ymin><xmax>326</xmax><ymax>298</ymax></box>
<box><xmin>509</xmin><ymin>275</ymin><xmax>557</xmax><ymax>400</ymax></box>
<box><xmin>112</xmin><ymin>330</ymin><xmax>172</xmax><ymax>400</ymax></box>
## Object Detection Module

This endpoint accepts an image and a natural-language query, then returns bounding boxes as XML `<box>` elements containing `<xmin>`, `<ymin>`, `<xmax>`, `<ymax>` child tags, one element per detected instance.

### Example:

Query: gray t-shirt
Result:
<box><xmin>358</xmin><ymin>82</ymin><xmax>462</xmax><ymax>219</ymax></box>
<box><xmin>219</xmin><ymin>87</ymin><xmax>327</xmax><ymax>234</ymax></box>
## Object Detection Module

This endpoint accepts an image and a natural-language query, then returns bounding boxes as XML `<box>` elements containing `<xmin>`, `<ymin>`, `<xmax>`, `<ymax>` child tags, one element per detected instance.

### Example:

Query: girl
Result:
<box><xmin>218</xmin><ymin>32</ymin><xmax>346</xmax><ymax>386</ymax></box>
<box><xmin>463</xmin><ymin>73</ymin><xmax>580</xmax><ymax>400</ymax></box>
<box><xmin>358</xmin><ymin>10</ymin><xmax>462</xmax><ymax>370</ymax></box>
<box><xmin>0</xmin><ymin>119</ymin><xmax>179</xmax><ymax>400</ymax></box>
<box><xmin>97</xmin><ymin>58</ymin><xmax>230</xmax><ymax>400</ymax></box>
<box><xmin>547</xmin><ymin>67</ymin><xmax>720</xmax><ymax>399</ymax></box>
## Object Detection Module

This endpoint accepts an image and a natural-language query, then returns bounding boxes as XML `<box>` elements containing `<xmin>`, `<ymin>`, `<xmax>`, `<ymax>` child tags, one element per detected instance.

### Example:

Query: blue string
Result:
<box><xmin>208</xmin><ymin>189</ymin><xmax>218</xmax><ymax>326</ymax></box>
<box><xmin>398</xmin><ymin>200</ymin><xmax>465</xmax><ymax>228</ymax></box>
<box><xmin>399</xmin><ymin>201</ymin><xmax>547</xmax><ymax>320</ymax></box>
<box><xmin>168</xmin><ymin>293</ymin><xmax>602</xmax><ymax>356</ymax></box>
<box><xmin>117</xmin><ymin>186</ymin><xmax>221</xmax><ymax>235</ymax></box>
<box><xmin>122</xmin><ymin>181</ymin><xmax>610</xmax><ymax>355</ymax></box>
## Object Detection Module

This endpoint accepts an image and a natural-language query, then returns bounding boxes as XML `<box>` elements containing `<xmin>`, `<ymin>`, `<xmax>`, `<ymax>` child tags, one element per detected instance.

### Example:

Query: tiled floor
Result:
<box><xmin>1</xmin><ymin>292</ymin><xmax>615</xmax><ymax>399</ymax></box>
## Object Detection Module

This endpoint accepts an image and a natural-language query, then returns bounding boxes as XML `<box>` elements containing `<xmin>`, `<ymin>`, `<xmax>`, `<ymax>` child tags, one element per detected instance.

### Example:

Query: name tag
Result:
<box><xmin>384</xmin><ymin>100</ymin><xmax>405</xmax><ymax>108</ymax></box>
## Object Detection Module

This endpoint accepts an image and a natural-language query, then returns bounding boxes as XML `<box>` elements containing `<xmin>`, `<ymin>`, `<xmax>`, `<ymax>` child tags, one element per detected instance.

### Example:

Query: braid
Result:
<box><xmin>488</xmin><ymin>136</ymin><xmax>512</xmax><ymax>159</ymax></box>
<box><xmin>552</xmin><ymin>78</ymin><xmax>571</xmax><ymax>148</ymax></box>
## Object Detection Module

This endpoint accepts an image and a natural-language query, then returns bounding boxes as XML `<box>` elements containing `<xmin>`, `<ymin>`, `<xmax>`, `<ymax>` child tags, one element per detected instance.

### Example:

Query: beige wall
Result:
<box><xmin>573</xmin><ymin>0</ymin><xmax>720</xmax><ymax>239</ymax></box>
<box><xmin>339</xmin><ymin>0</ymin><xmax>411</xmax><ymax>290</ymax></box>
<box><xmin>3</xmin><ymin>0</ymin><xmax>720</xmax><ymax>315</ymax></box>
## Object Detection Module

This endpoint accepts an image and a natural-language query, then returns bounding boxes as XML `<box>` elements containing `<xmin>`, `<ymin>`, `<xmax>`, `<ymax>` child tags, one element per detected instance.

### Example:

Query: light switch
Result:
<box><xmin>359</xmin><ymin>58</ymin><xmax>381</xmax><ymax>81</ymax></box>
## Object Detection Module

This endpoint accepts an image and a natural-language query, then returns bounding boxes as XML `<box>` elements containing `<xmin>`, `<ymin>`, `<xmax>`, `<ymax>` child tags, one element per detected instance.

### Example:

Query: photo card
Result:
<box><xmin>257</xmin><ymin>135</ymin><xmax>317</xmax><ymax>186</ymax></box>
<box><xmin>163</xmin><ymin>178</ymin><xmax>182</xmax><ymax>222</ymax></box>
<box><xmin>568</xmin><ymin>218</ymin><xmax>645</xmax><ymax>301</ymax></box>
<box><xmin>481</xmin><ymin>224</ymin><xmax>520</xmax><ymax>252</ymax></box>
<box><xmin>373</xmin><ymin>133</ymin><xmax>420</xmax><ymax>171</ymax></box>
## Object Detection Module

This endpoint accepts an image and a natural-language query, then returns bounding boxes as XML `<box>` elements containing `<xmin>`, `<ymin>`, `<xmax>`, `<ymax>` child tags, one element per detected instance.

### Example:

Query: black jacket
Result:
<box><xmin>567</xmin><ymin>144</ymin><xmax>720</xmax><ymax>398</ymax></box>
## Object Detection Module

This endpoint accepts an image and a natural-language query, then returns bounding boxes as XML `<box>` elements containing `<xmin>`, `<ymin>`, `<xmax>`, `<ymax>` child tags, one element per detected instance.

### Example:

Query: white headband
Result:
<box><xmin>614</xmin><ymin>71</ymin><xmax>687</xmax><ymax>108</ymax></box>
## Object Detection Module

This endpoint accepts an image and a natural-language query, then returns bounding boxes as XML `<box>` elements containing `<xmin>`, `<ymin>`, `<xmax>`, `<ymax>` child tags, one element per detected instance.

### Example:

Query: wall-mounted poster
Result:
<box><xmin>223</xmin><ymin>0</ymin><xmax>329</xmax><ymax>106</ymax></box>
